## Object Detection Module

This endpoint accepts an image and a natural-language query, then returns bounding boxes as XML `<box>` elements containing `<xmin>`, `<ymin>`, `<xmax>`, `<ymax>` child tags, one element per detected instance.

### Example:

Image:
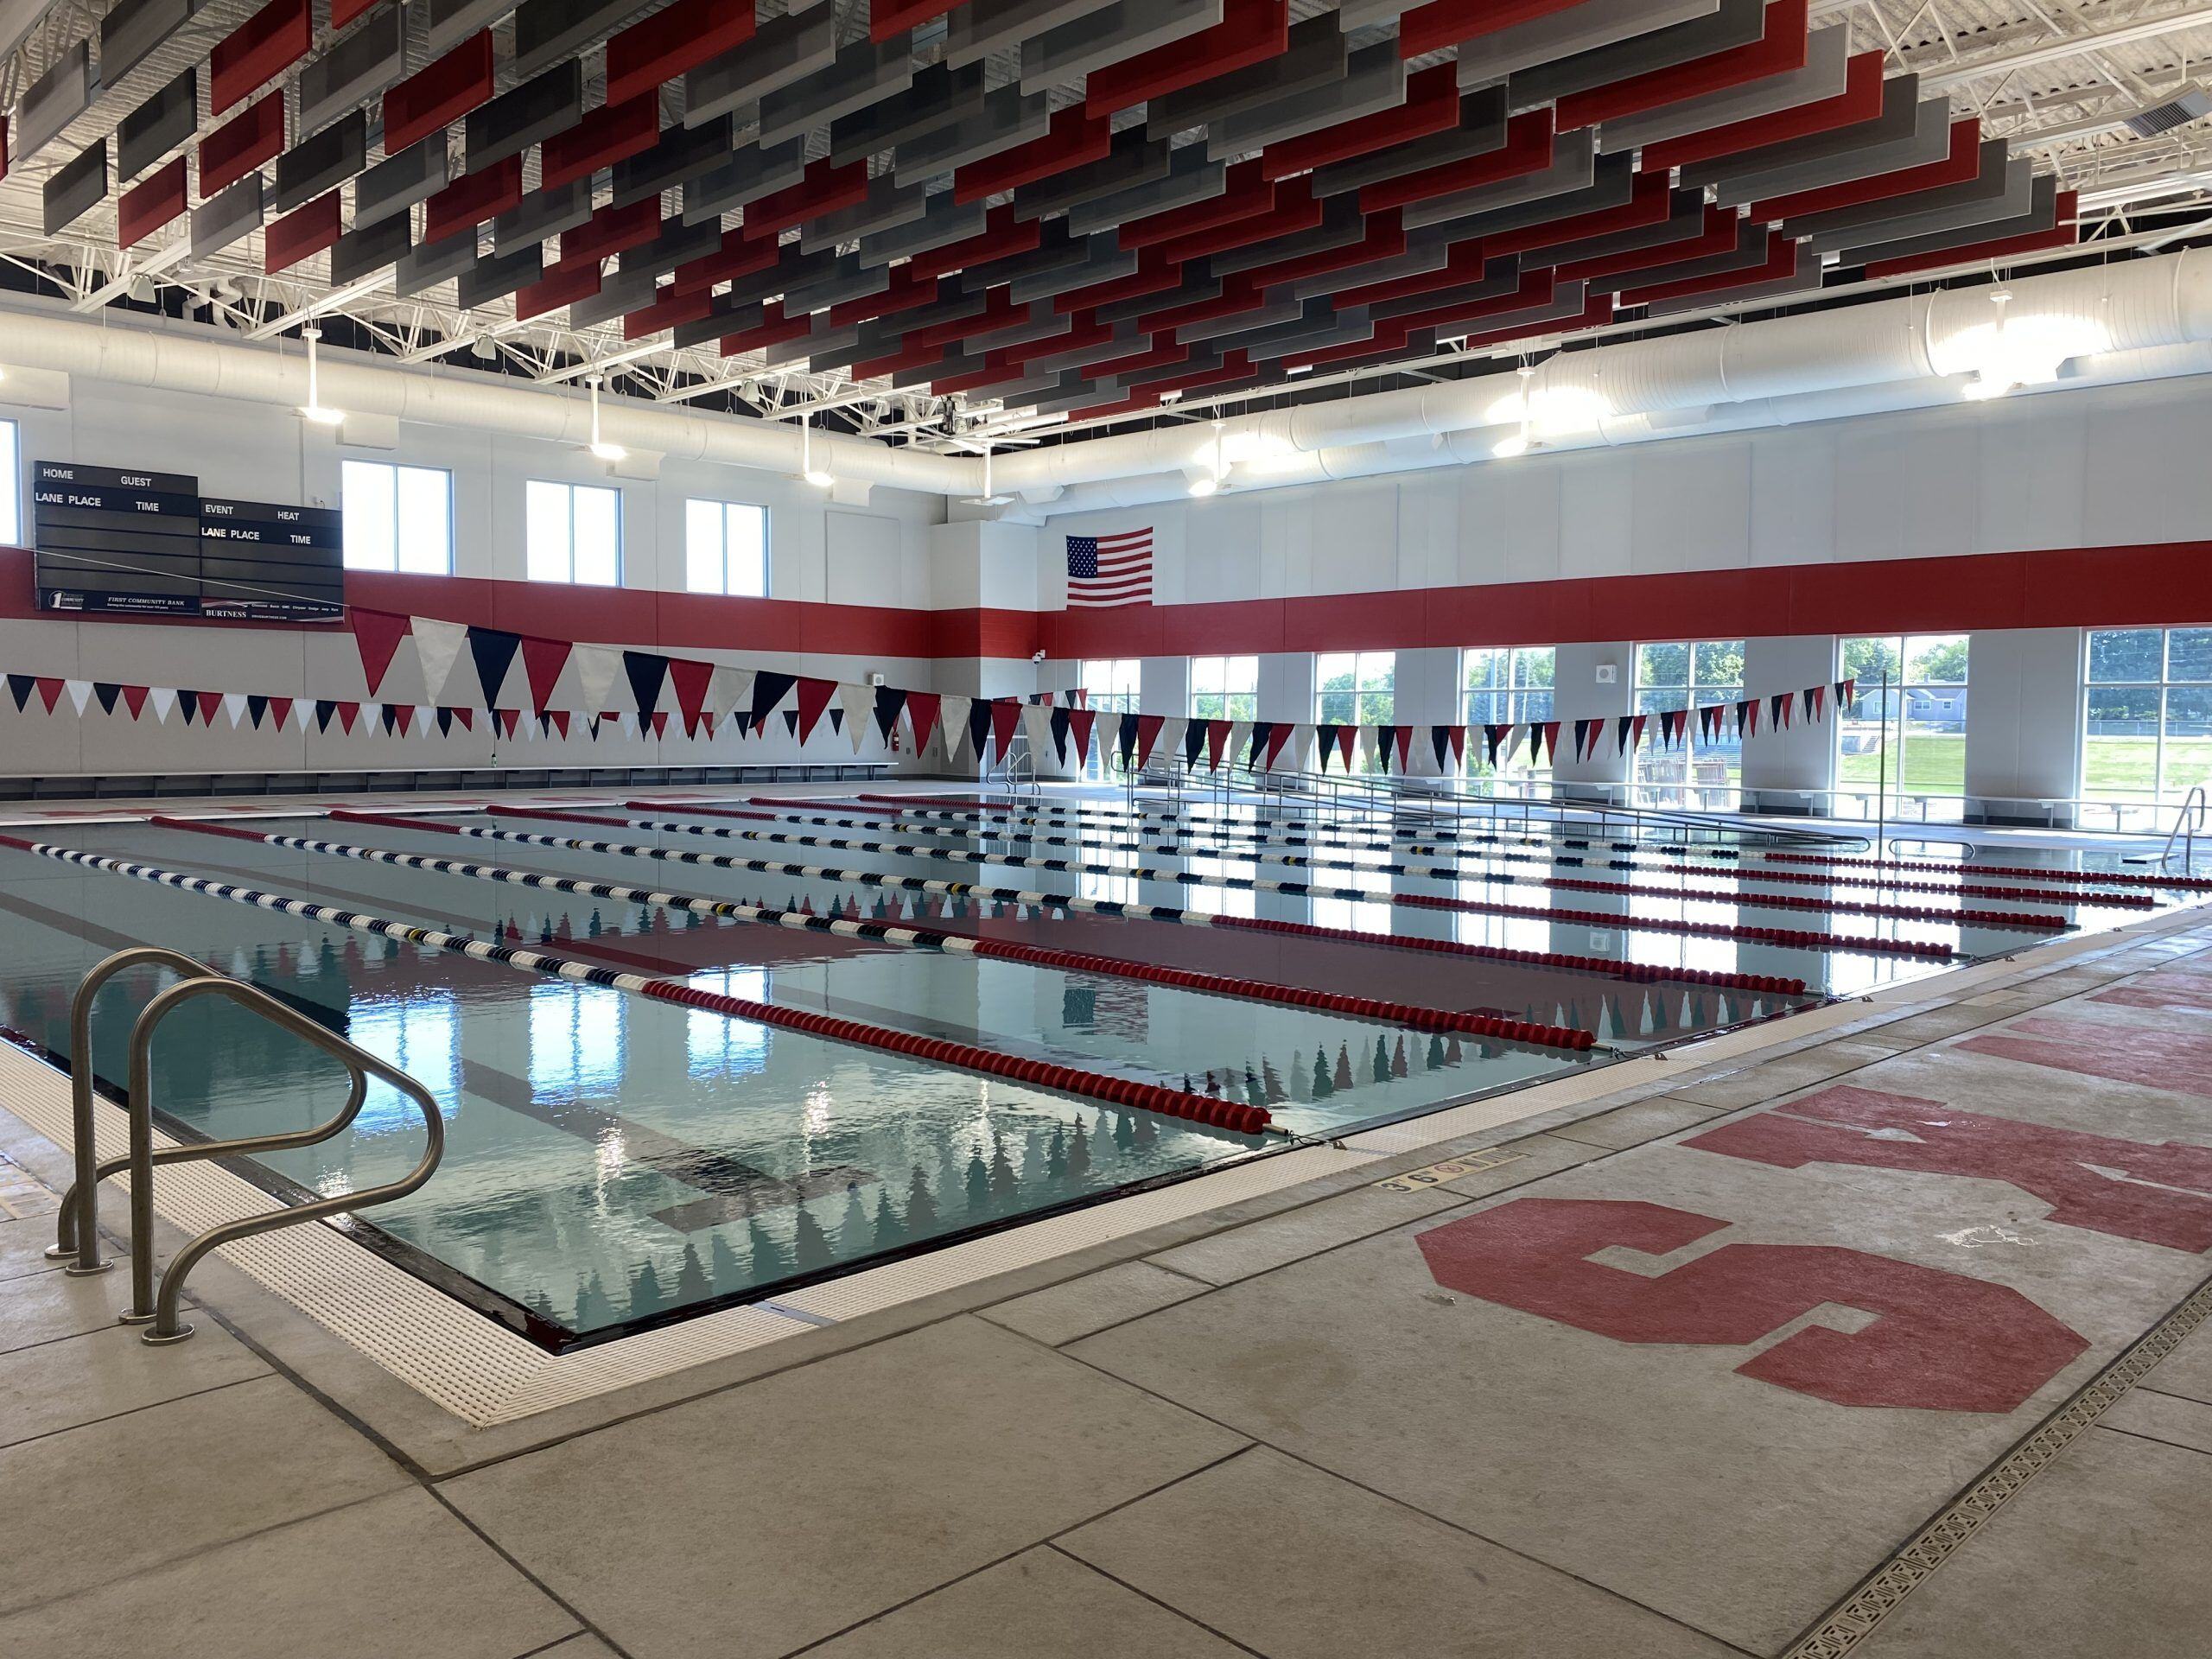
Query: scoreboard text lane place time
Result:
<box><xmin>32</xmin><ymin>461</ymin><xmax>345</xmax><ymax>622</ymax></box>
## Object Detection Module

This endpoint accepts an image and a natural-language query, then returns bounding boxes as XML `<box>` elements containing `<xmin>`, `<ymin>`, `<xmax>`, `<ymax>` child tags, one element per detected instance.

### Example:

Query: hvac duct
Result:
<box><xmin>0</xmin><ymin>297</ymin><xmax>973</xmax><ymax>496</ymax></box>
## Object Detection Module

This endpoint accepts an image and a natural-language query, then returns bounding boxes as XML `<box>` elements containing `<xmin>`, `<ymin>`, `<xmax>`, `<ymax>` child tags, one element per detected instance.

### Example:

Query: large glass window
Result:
<box><xmin>1190</xmin><ymin>655</ymin><xmax>1257</xmax><ymax>722</ymax></box>
<box><xmin>0</xmin><ymin>419</ymin><xmax>19</xmax><ymax>545</ymax></box>
<box><xmin>1316</xmin><ymin>651</ymin><xmax>1395</xmax><ymax>772</ymax></box>
<box><xmin>1634</xmin><ymin>639</ymin><xmax>1745</xmax><ymax>806</ymax></box>
<box><xmin>684</xmin><ymin>499</ymin><xmax>768</xmax><ymax>596</ymax></box>
<box><xmin>1462</xmin><ymin>645</ymin><xmax>1554</xmax><ymax>782</ymax></box>
<box><xmin>340</xmin><ymin>459</ymin><xmax>452</xmax><ymax>574</ymax></box>
<box><xmin>525</xmin><ymin>480</ymin><xmax>620</xmax><ymax>585</ymax></box>
<box><xmin>2083</xmin><ymin>628</ymin><xmax>2212</xmax><ymax>830</ymax></box>
<box><xmin>1835</xmin><ymin>635</ymin><xmax>1969</xmax><ymax>821</ymax></box>
<box><xmin>1078</xmin><ymin>658</ymin><xmax>1140</xmax><ymax>779</ymax></box>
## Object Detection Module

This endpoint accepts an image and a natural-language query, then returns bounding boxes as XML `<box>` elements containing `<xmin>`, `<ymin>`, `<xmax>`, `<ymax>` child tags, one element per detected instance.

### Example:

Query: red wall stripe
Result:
<box><xmin>4</xmin><ymin>542</ymin><xmax>2209</xmax><ymax>658</ymax></box>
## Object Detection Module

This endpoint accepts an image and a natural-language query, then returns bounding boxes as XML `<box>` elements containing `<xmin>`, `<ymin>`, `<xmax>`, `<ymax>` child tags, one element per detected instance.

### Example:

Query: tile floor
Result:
<box><xmin>3</xmin><ymin>922</ymin><xmax>2210</xmax><ymax>1658</ymax></box>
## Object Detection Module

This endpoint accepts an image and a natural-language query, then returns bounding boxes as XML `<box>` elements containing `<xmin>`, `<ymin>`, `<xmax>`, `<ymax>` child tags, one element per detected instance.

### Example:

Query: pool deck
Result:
<box><xmin>3</xmin><ymin>826</ymin><xmax>2211</xmax><ymax>1658</ymax></box>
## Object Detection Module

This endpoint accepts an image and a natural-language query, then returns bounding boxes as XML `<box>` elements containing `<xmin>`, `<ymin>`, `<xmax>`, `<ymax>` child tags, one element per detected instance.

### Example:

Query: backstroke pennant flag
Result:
<box><xmin>1065</xmin><ymin>527</ymin><xmax>1154</xmax><ymax>607</ymax></box>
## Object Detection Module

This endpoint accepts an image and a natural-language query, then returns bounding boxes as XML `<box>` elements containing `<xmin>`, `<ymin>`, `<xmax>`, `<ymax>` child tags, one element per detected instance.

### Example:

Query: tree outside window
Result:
<box><xmin>1462</xmin><ymin>646</ymin><xmax>1554</xmax><ymax>783</ymax></box>
<box><xmin>1836</xmin><ymin>635</ymin><xmax>1968</xmax><ymax>821</ymax></box>
<box><xmin>2082</xmin><ymin>628</ymin><xmax>2212</xmax><ymax>830</ymax></box>
<box><xmin>1634</xmin><ymin>640</ymin><xmax>1745</xmax><ymax>806</ymax></box>
<box><xmin>1190</xmin><ymin>655</ymin><xmax>1257</xmax><ymax>722</ymax></box>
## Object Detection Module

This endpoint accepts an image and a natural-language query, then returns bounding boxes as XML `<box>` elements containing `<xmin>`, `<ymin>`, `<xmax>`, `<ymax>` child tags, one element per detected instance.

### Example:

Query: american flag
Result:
<box><xmin>1065</xmin><ymin>528</ymin><xmax>1154</xmax><ymax>608</ymax></box>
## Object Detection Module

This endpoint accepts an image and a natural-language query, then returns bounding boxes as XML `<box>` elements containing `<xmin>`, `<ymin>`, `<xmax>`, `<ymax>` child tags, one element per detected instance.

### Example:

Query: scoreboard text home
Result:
<box><xmin>32</xmin><ymin>461</ymin><xmax>344</xmax><ymax>622</ymax></box>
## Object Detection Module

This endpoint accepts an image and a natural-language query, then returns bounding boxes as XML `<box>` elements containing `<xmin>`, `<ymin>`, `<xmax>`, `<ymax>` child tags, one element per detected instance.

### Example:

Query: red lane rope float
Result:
<box><xmin>1758</xmin><ymin>849</ymin><xmax>2212</xmax><ymax>893</ymax></box>
<box><xmin>307</xmin><ymin>812</ymin><xmax>1593</xmax><ymax>1051</ymax></box>
<box><xmin>681</xmin><ymin>802</ymin><xmax>2044</xmax><ymax>935</ymax></box>
<box><xmin>1397</xmin><ymin>893</ymin><xmax>1955</xmax><ymax>957</ymax></box>
<box><xmin>563</xmin><ymin>807</ymin><xmax>1819</xmax><ymax>995</ymax></box>
<box><xmin>67</xmin><ymin>819</ymin><xmax>1272</xmax><ymax>1135</ymax></box>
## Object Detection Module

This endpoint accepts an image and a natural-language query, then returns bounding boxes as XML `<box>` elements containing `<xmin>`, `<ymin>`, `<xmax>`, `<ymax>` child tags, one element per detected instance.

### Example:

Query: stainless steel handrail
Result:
<box><xmin>47</xmin><ymin>950</ymin><xmax>442</xmax><ymax>1344</ymax></box>
<box><xmin>2162</xmin><ymin>785</ymin><xmax>2206</xmax><ymax>873</ymax></box>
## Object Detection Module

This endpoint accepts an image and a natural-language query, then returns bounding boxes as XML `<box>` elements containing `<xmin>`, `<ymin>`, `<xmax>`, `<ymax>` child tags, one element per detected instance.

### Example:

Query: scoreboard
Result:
<box><xmin>32</xmin><ymin>461</ymin><xmax>344</xmax><ymax>623</ymax></box>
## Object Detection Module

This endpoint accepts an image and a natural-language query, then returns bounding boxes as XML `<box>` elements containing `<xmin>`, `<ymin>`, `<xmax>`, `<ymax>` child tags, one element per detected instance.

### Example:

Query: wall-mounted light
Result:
<box><xmin>297</xmin><ymin>325</ymin><xmax>344</xmax><ymax>426</ymax></box>
<box><xmin>586</xmin><ymin>372</ymin><xmax>626</xmax><ymax>460</ymax></box>
<box><xmin>800</xmin><ymin>410</ymin><xmax>834</xmax><ymax>488</ymax></box>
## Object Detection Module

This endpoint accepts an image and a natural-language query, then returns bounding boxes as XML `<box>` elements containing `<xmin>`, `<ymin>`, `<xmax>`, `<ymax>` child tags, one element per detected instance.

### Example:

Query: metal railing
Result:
<box><xmin>45</xmin><ymin>947</ymin><xmax>443</xmax><ymax>1344</ymax></box>
<box><xmin>2156</xmin><ymin>785</ymin><xmax>2207</xmax><ymax>873</ymax></box>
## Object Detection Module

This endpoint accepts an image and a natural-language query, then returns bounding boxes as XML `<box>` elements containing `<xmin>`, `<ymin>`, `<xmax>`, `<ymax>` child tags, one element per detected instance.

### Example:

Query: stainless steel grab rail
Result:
<box><xmin>45</xmin><ymin>949</ymin><xmax>443</xmax><ymax>1344</ymax></box>
<box><xmin>2162</xmin><ymin>785</ymin><xmax>2206</xmax><ymax>874</ymax></box>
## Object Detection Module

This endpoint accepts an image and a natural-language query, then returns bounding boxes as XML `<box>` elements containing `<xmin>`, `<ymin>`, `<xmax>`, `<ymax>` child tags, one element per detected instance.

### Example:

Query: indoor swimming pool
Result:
<box><xmin>0</xmin><ymin>791</ymin><xmax>2192</xmax><ymax>1351</ymax></box>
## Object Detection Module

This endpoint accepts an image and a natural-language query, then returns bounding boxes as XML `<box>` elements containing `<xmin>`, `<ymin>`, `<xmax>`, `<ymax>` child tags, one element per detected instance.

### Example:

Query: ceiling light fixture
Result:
<box><xmin>1493</xmin><ymin>365</ymin><xmax>1537</xmax><ymax>458</ymax></box>
<box><xmin>800</xmin><ymin>411</ymin><xmax>835</xmax><ymax>488</ymax></box>
<box><xmin>296</xmin><ymin>326</ymin><xmax>345</xmax><ymax>426</ymax></box>
<box><xmin>586</xmin><ymin>372</ymin><xmax>626</xmax><ymax>461</ymax></box>
<box><xmin>1187</xmin><ymin>418</ymin><xmax>1227</xmax><ymax>496</ymax></box>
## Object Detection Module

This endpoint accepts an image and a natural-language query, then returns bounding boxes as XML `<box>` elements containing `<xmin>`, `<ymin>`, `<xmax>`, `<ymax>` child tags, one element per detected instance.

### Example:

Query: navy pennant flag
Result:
<box><xmin>1065</xmin><ymin>527</ymin><xmax>1154</xmax><ymax>607</ymax></box>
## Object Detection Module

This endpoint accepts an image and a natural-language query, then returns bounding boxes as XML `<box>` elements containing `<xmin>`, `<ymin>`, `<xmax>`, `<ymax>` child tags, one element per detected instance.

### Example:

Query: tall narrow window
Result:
<box><xmin>526</xmin><ymin>480</ymin><xmax>620</xmax><ymax>585</ymax></box>
<box><xmin>340</xmin><ymin>459</ymin><xmax>453</xmax><ymax>574</ymax></box>
<box><xmin>1078</xmin><ymin>658</ymin><xmax>1141</xmax><ymax>779</ymax></box>
<box><xmin>2083</xmin><ymin>627</ymin><xmax>2212</xmax><ymax>830</ymax></box>
<box><xmin>0</xmin><ymin>419</ymin><xmax>19</xmax><ymax>546</ymax></box>
<box><xmin>1836</xmin><ymin>636</ymin><xmax>1969</xmax><ymax>822</ymax></box>
<box><xmin>1316</xmin><ymin>651</ymin><xmax>1395</xmax><ymax>772</ymax></box>
<box><xmin>684</xmin><ymin>499</ymin><xmax>769</xmax><ymax>596</ymax></box>
<box><xmin>1190</xmin><ymin>655</ymin><xmax>1258</xmax><ymax>721</ymax></box>
<box><xmin>1633</xmin><ymin>639</ymin><xmax>1745</xmax><ymax>806</ymax></box>
<box><xmin>1462</xmin><ymin>646</ymin><xmax>1555</xmax><ymax>781</ymax></box>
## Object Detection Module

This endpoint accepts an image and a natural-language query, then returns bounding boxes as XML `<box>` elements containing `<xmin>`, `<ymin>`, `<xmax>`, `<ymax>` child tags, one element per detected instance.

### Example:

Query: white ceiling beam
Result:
<box><xmin>1920</xmin><ymin>8</ymin><xmax>2212</xmax><ymax>93</ymax></box>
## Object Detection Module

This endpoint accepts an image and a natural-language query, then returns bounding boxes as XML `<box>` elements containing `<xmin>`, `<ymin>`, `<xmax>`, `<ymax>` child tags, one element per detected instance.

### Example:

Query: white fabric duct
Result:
<box><xmin>0</xmin><ymin>297</ymin><xmax>973</xmax><ymax>496</ymax></box>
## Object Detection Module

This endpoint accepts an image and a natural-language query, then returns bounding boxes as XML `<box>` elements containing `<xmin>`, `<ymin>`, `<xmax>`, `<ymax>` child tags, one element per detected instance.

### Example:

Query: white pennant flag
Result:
<box><xmin>223</xmin><ymin>691</ymin><xmax>251</xmax><ymax>728</ymax></box>
<box><xmin>65</xmin><ymin>680</ymin><xmax>93</xmax><ymax>715</ymax></box>
<box><xmin>836</xmin><ymin>681</ymin><xmax>874</xmax><ymax>754</ymax></box>
<box><xmin>410</xmin><ymin>617</ymin><xmax>470</xmax><ymax>703</ymax></box>
<box><xmin>1021</xmin><ymin>702</ymin><xmax>1058</xmax><ymax>765</ymax></box>
<box><xmin>1355</xmin><ymin>724</ymin><xmax>1378</xmax><ymax>772</ymax></box>
<box><xmin>149</xmin><ymin>687</ymin><xmax>177</xmax><ymax>724</ymax></box>
<box><xmin>571</xmin><ymin>645</ymin><xmax>623</xmax><ymax>716</ymax></box>
<box><xmin>1227</xmin><ymin>720</ymin><xmax>1253</xmax><ymax>770</ymax></box>
<box><xmin>1154</xmin><ymin>716</ymin><xmax>1186</xmax><ymax>771</ymax></box>
<box><xmin>707</xmin><ymin>664</ymin><xmax>754</xmax><ymax>721</ymax></box>
<box><xmin>939</xmin><ymin>694</ymin><xmax>971</xmax><ymax>758</ymax></box>
<box><xmin>1281</xmin><ymin>722</ymin><xmax>1314</xmax><ymax>772</ymax></box>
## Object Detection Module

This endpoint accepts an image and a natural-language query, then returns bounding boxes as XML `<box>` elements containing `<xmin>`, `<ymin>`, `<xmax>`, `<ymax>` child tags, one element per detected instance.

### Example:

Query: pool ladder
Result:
<box><xmin>45</xmin><ymin>946</ymin><xmax>443</xmax><ymax>1344</ymax></box>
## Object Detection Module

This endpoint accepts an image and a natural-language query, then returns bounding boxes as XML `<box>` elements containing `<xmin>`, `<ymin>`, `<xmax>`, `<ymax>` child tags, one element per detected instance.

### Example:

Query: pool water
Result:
<box><xmin>0</xmin><ymin>798</ymin><xmax>2180</xmax><ymax>1349</ymax></box>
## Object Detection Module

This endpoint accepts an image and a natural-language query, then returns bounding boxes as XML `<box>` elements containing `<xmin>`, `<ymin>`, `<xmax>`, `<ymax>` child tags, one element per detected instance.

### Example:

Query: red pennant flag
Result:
<box><xmin>268</xmin><ymin>696</ymin><xmax>294</xmax><ymax>730</ymax></box>
<box><xmin>497</xmin><ymin>708</ymin><xmax>519</xmax><ymax>738</ymax></box>
<box><xmin>668</xmin><ymin>658</ymin><xmax>714</xmax><ymax>732</ymax></box>
<box><xmin>1630</xmin><ymin>713</ymin><xmax>1648</xmax><ymax>751</ymax></box>
<box><xmin>35</xmin><ymin>677</ymin><xmax>65</xmax><ymax>713</ymax></box>
<box><xmin>988</xmin><ymin>698</ymin><xmax>1021</xmax><ymax>760</ymax></box>
<box><xmin>1392</xmin><ymin>726</ymin><xmax>1413</xmax><ymax>771</ymax></box>
<box><xmin>1448</xmin><ymin>724</ymin><xmax>1465</xmax><ymax>766</ymax></box>
<box><xmin>452</xmin><ymin>706</ymin><xmax>474</xmax><ymax>731</ymax></box>
<box><xmin>392</xmin><ymin>703</ymin><xmax>416</xmax><ymax>737</ymax></box>
<box><xmin>1335</xmin><ymin>725</ymin><xmax>1357</xmax><ymax>769</ymax></box>
<box><xmin>195</xmin><ymin>690</ymin><xmax>224</xmax><ymax>724</ymax></box>
<box><xmin>792</xmin><ymin>677</ymin><xmax>837</xmax><ymax>743</ymax></box>
<box><xmin>520</xmin><ymin>636</ymin><xmax>574</xmax><ymax>713</ymax></box>
<box><xmin>1129</xmin><ymin>712</ymin><xmax>1164</xmax><ymax>768</ymax></box>
<box><xmin>1267</xmin><ymin>722</ymin><xmax>1298</xmax><ymax>768</ymax></box>
<box><xmin>336</xmin><ymin>700</ymin><xmax>361</xmax><ymax>734</ymax></box>
<box><xmin>1067</xmin><ymin>707</ymin><xmax>1096</xmax><ymax>765</ymax></box>
<box><xmin>649</xmin><ymin>710</ymin><xmax>670</xmax><ymax>740</ymax></box>
<box><xmin>349</xmin><ymin>609</ymin><xmax>411</xmax><ymax>696</ymax></box>
<box><xmin>1539</xmin><ymin>720</ymin><xmax>1560</xmax><ymax>764</ymax></box>
<box><xmin>122</xmin><ymin>684</ymin><xmax>150</xmax><ymax>720</ymax></box>
<box><xmin>905</xmin><ymin>691</ymin><xmax>941</xmax><ymax>753</ymax></box>
<box><xmin>550</xmin><ymin>709</ymin><xmax>571</xmax><ymax>740</ymax></box>
<box><xmin>1202</xmin><ymin>719</ymin><xmax>1230</xmax><ymax>771</ymax></box>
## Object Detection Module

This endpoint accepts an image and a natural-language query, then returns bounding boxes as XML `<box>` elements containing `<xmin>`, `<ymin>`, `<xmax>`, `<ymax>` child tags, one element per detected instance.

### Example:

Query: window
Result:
<box><xmin>1462</xmin><ymin>646</ymin><xmax>1554</xmax><ymax>780</ymax></box>
<box><xmin>0</xmin><ymin>419</ymin><xmax>18</xmax><ymax>546</ymax></box>
<box><xmin>341</xmin><ymin>460</ymin><xmax>453</xmax><ymax>574</ymax></box>
<box><xmin>1633</xmin><ymin>639</ymin><xmax>1746</xmax><ymax>806</ymax></box>
<box><xmin>2082</xmin><ymin>628</ymin><xmax>2212</xmax><ymax>830</ymax></box>
<box><xmin>1835</xmin><ymin>636</ymin><xmax>1969</xmax><ymax>822</ymax></box>
<box><xmin>1190</xmin><ymin>655</ymin><xmax>1258</xmax><ymax>722</ymax></box>
<box><xmin>1078</xmin><ymin>658</ymin><xmax>1140</xmax><ymax>779</ymax></box>
<box><xmin>1316</xmin><ymin>651</ymin><xmax>1395</xmax><ymax>772</ymax></box>
<box><xmin>684</xmin><ymin>499</ymin><xmax>768</xmax><ymax>596</ymax></box>
<box><xmin>526</xmin><ymin>480</ymin><xmax>620</xmax><ymax>585</ymax></box>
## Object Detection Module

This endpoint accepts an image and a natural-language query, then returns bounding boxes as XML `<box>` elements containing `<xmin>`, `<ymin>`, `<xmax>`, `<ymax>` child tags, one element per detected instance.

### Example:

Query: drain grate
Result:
<box><xmin>1783</xmin><ymin>1270</ymin><xmax>2212</xmax><ymax>1657</ymax></box>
